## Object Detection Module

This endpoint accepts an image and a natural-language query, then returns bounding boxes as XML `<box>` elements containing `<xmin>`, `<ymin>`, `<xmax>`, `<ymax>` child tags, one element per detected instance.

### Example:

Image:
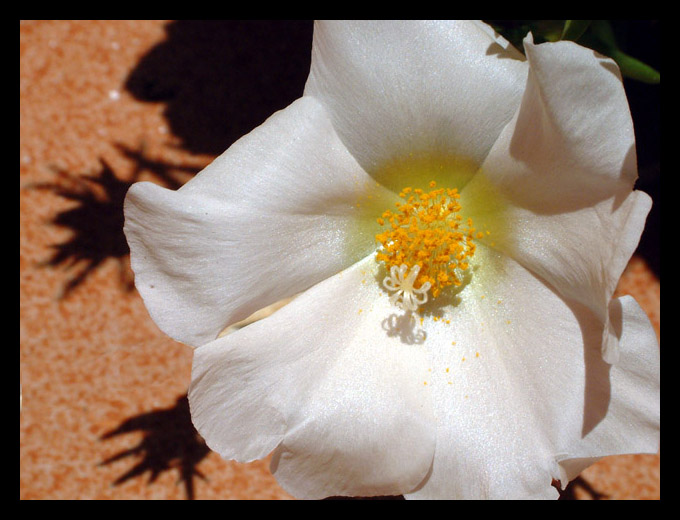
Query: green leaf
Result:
<box><xmin>587</xmin><ymin>20</ymin><xmax>660</xmax><ymax>84</ymax></box>
<box><xmin>609</xmin><ymin>49</ymin><xmax>660</xmax><ymax>84</ymax></box>
<box><xmin>561</xmin><ymin>20</ymin><xmax>592</xmax><ymax>42</ymax></box>
<box><xmin>589</xmin><ymin>20</ymin><xmax>618</xmax><ymax>50</ymax></box>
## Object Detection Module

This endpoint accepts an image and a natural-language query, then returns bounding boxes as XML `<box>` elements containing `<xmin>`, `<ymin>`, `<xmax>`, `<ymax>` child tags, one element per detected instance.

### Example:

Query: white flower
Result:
<box><xmin>123</xmin><ymin>21</ymin><xmax>659</xmax><ymax>499</ymax></box>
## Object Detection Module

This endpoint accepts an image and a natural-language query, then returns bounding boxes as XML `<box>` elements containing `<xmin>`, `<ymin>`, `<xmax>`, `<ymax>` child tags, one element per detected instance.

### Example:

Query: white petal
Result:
<box><xmin>555</xmin><ymin>295</ymin><xmax>660</xmax><ymax>485</ymax></box>
<box><xmin>405</xmin><ymin>246</ymin><xmax>658</xmax><ymax>499</ymax></box>
<box><xmin>464</xmin><ymin>37</ymin><xmax>651</xmax><ymax>362</ymax></box>
<box><xmin>188</xmin><ymin>255</ymin><xmax>436</xmax><ymax>499</ymax></box>
<box><xmin>124</xmin><ymin>96</ymin><xmax>394</xmax><ymax>347</ymax></box>
<box><xmin>305</xmin><ymin>20</ymin><xmax>528</xmax><ymax>188</ymax></box>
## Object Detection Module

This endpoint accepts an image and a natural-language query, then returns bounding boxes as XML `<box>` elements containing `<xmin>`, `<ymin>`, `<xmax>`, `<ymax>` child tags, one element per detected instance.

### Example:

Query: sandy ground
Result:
<box><xmin>20</xmin><ymin>20</ymin><xmax>660</xmax><ymax>500</ymax></box>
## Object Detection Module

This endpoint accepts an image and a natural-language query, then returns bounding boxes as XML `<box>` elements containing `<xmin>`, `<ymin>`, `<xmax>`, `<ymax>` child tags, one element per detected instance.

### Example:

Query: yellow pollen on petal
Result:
<box><xmin>375</xmin><ymin>181</ymin><xmax>479</xmax><ymax>305</ymax></box>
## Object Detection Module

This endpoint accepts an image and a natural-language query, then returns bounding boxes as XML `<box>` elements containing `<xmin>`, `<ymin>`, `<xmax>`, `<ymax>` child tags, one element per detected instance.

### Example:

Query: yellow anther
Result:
<box><xmin>375</xmin><ymin>181</ymin><xmax>478</xmax><ymax>306</ymax></box>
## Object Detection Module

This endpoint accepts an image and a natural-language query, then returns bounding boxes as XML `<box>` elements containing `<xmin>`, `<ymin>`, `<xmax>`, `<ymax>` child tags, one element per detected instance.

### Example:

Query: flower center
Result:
<box><xmin>375</xmin><ymin>181</ymin><xmax>482</xmax><ymax>311</ymax></box>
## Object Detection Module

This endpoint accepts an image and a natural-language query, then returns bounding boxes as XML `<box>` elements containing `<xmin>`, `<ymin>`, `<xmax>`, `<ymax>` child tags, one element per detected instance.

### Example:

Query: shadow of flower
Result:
<box><xmin>99</xmin><ymin>394</ymin><xmax>210</xmax><ymax>500</ymax></box>
<box><xmin>125</xmin><ymin>20</ymin><xmax>313</xmax><ymax>156</ymax></box>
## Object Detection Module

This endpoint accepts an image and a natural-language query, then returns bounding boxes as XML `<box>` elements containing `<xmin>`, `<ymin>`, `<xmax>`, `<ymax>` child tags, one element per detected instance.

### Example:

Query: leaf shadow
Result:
<box><xmin>26</xmin><ymin>159</ymin><xmax>135</xmax><ymax>298</ymax></box>
<box><xmin>24</xmin><ymin>144</ymin><xmax>202</xmax><ymax>299</ymax></box>
<box><xmin>557</xmin><ymin>476</ymin><xmax>608</xmax><ymax>500</ymax></box>
<box><xmin>99</xmin><ymin>394</ymin><xmax>210</xmax><ymax>500</ymax></box>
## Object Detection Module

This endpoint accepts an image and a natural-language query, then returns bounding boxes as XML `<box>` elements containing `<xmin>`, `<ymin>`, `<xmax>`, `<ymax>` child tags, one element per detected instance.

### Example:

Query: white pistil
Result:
<box><xmin>383</xmin><ymin>264</ymin><xmax>432</xmax><ymax>312</ymax></box>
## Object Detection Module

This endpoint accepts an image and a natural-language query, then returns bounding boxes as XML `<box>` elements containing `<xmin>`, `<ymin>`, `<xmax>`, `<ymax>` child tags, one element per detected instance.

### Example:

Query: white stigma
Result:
<box><xmin>382</xmin><ymin>264</ymin><xmax>432</xmax><ymax>312</ymax></box>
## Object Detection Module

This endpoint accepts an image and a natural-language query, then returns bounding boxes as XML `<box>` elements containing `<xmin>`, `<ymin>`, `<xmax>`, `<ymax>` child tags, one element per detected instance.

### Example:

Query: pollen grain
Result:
<box><xmin>375</xmin><ymin>181</ymin><xmax>480</xmax><ymax>300</ymax></box>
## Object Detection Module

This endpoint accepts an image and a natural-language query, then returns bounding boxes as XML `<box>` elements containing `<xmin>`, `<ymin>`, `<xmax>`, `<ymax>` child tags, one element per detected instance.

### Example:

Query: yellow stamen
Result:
<box><xmin>375</xmin><ymin>181</ymin><xmax>479</xmax><ymax>305</ymax></box>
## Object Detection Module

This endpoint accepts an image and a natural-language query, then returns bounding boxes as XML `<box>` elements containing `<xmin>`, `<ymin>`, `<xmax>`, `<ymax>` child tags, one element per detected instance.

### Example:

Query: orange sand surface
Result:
<box><xmin>20</xmin><ymin>20</ymin><xmax>660</xmax><ymax>500</ymax></box>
